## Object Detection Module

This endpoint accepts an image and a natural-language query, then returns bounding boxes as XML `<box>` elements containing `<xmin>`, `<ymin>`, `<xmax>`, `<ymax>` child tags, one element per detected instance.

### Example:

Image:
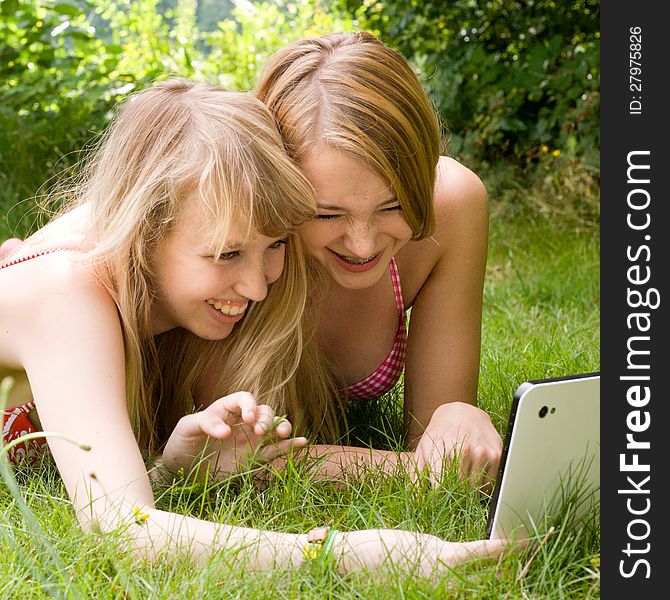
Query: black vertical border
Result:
<box><xmin>601</xmin><ymin>2</ymin><xmax>668</xmax><ymax>595</ymax></box>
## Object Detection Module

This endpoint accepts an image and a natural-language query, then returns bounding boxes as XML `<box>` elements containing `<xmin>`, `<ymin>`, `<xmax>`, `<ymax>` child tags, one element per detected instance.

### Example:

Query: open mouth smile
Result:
<box><xmin>331</xmin><ymin>250</ymin><xmax>381</xmax><ymax>264</ymax></box>
<box><xmin>206</xmin><ymin>299</ymin><xmax>248</xmax><ymax>316</ymax></box>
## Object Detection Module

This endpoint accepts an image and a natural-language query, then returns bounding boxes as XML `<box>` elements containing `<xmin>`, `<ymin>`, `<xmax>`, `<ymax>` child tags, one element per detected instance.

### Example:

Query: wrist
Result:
<box><xmin>431</xmin><ymin>401</ymin><xmax>488</xmax><ymax>423</ymax></box>
<box><xmin>301</xmin><ymin>526</ymin><xmax>342</xmax><ymax>567</ymax></box>
<box><xmin>147</xmin><ymin>456</ymin><xmax>179</xmax><ymax>484</ymax></box>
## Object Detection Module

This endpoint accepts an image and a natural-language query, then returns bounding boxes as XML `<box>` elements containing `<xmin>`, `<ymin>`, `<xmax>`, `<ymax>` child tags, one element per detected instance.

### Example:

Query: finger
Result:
<box><xmin>410</xmin><ymin>449</ymin><xmax>426</xmax><ymax>485</ymax></box>
<box><xmin>475</xmin><ymin>460</ymin><xmax>496</xmax><ymax>495</ymax></box>
<box><xmin>213</xmin><ymin>391</ymin><xmax>258</xmax><ymax>423</ymax></box>
<box><xmin>271</xmin><ymin>415</ymin><xmax>292</xmax><ymax>439</ymax></box>
<box><xmin>457</xmin><ymin>451</ymin><xmax>480</xmax><ymax>485</ymax></box>
<box><xmin>252</xmin><ymin>404</ymin><xmax>276</xmax><ymax>436</ymax></box>
<box><xmin>479</xmin><ymin>459</ymin><xmax>499</xmax><ymax>495</ymax></box>
<box><xmin>455</xmin><ymin>443</ymin><xmax>492</xmax><ymax>486</ymax></box>
<box><xmin>198</xmin><ymin>411</ymin><xmax>232</xmax><ymax>439</ymax></box>
<box><xmin>413</xmin><ymin>449</ymin><xmax>426</xmax><ymax>473</ymax></box>
<box><xmin>204</xmin><ymin>398</ymin><xmax>243</xmax><ymax>427</ymax></box>
<box><xmin>176</xmin><ymin>412</ymin><xmax>225</xmax><ymax>440</ymax></box>
<box><xmin>451</xmin><ymin>442</ymin><xmax>473</xmax><ymax>481</ymax></box>
<box><xmin>486</xmin><ymin>454</ymin><xmax>501</xmax><ymax>483</ymax></box>
<box><xmin>427</xmin><ymin>452</ymin><xmax>443</xmax><ymax>489</ymax></box>
<box><xmin>466</xmin><ymin>449</ymin><xmax>499</xmax><ymax>491</ymax></box>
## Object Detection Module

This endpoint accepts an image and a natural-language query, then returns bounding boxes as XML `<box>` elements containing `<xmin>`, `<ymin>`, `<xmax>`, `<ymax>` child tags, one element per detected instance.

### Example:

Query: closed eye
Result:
<box><xmin>315</xmin><ymin>213</ymin><xmax>344</xmax><ymax>220</ymax></box>
<box><xmin>381</xmin><ymin>205</ymin><xmax>402</xmax><ymax>213</ymax></box>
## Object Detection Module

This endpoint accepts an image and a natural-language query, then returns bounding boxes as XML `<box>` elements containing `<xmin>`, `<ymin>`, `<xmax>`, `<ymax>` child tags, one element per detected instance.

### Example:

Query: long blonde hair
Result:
<box><xmin>60</xmin><ymin>78</ymin><xmax>342</xmax><ymax>452</ymax></box>
<box><xmin>255</xmin><ymin>30</ymin><xmax>441</xmax><ymax>240</ymax></box>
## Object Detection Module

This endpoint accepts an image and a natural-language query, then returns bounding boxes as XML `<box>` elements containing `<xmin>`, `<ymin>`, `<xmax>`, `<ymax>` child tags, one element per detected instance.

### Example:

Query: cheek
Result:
<box><xmin>300</xmin><ymin>222</ymin><xmax>325</xmax><ymax>254</ymax></box>
<box><xmin>266</xmin><ymin>250</ymin><xmax>286</xmax><ymax>284</ymax></box>
<box><xmin>158</xmin><ymin>258</ymin><xmax>197</xmax><ymax>297</ymax></box>
<box><xmin>382</xmin><ymin>216</ymin><xmax>413</xmax><ymax>243</ymax></box>
<box><xmin>396</xmin><ymin>222</ymin><xmax>414</xmax><ymax>243</ymax></box>
<box><xmin>299</xmin><ymin>222</ymin><xmax>335</xmax><ymax>254</ymax></box>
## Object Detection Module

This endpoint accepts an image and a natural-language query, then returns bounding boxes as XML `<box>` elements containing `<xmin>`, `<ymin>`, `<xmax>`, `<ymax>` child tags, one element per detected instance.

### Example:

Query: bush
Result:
<box><xmin>337</xmin><ymin>0</ymin><xmax>600</xmax><ymax>169</ymax></box>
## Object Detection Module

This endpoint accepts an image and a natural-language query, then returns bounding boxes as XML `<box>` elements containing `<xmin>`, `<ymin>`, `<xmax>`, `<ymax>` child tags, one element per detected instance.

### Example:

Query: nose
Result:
<box><xmin>233</xmin><ymin>260</ymin><xmax>270</xmax><ymax>303</ymax></box>
<box><xmin>344</xmin><ymin>219</ymin><xmax>377</xmax><ymax>258</ymax></box>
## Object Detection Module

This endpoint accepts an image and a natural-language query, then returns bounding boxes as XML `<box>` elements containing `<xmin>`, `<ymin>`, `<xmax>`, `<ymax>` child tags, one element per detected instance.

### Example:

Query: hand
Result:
<box><xmin>160</xmin><ymin>391</ymin><xmax>308</xmax><ymax>478</ymax></box>
<box><xmin>337</xmin><ymin>529</ymin><xmax>515</xmax><ymax>577</ymax></box>
<box><xmin>412</xmin><ymin>402</ymin><xmax>502</xmax><ymax>492</ymax></box>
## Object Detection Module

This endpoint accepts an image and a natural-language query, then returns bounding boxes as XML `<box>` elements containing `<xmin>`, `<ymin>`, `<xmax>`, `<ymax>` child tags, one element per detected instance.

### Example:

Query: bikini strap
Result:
<box><xmin>389</xmin><ymin>257</ymin><xmax>405</xmax><ymax>313</ymax></box>
<box><xmin>0</xmin><ymin>248</ymin><xmax>69</xmax><ymax>270</ymax></box>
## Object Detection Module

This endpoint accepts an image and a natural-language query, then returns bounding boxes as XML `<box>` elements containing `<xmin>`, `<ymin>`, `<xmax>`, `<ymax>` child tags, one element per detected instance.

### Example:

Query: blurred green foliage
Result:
<box><xmin>198</xmin><ymin>0</ymin><xmax>354</xmax><ymax>91</ymax></box>
<box><xmin>337</xmin><ymin>0</ymin><xmax>600</xmax><ymax>171</ymax></box>
<box><xmin>1</xmin><ymin>0</ymin><xmax>599</xmax><ymax>239</ymax></box>
<box><xmin>1</xmin><ymin>0</ymin><xmax>114</xmax><ymax>221</ymax></box>
<box><xmin>0</xmin><ymin>0</ymin><xmax>171</xmax><ymax>233</ymax></box>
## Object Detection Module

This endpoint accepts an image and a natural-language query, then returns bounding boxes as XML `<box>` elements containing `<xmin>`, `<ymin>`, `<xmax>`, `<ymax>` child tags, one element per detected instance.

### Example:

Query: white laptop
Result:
<box><xmin>486</xmin><ymin>373</ymin><xmax>600</xmax><ymax>539</ymax></box>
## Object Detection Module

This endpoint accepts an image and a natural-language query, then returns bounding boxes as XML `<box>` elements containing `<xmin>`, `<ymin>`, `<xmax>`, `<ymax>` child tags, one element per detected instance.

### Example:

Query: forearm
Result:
<box><xmin>93</xmin><ymin>504</ymin><xmax>308</xmax><ymax>569</ymax></box>
<box><xmin>156</xmin><ymin>440</ymin><xmax>412</xmax><ymax>493</ymax></box>
<box><xmin>287</xmin><ymin>444</ymin><xmax>411</xmax><ymax>481</ymax></box>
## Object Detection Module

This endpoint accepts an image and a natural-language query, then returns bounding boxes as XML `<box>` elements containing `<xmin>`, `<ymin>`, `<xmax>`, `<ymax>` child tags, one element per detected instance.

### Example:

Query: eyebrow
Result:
<box><xmin>316</xmin><ymin>196</ymin><xmax>399</xmax><ymax>212</ymax></box>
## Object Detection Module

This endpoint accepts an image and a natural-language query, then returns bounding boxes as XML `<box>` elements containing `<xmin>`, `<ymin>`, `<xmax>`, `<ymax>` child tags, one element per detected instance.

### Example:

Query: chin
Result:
<box><xmin>329</xmin><ymin>266</ymin><xmax>386</xmax><ymax>290</ymax></box>
<box><xmin>191</xmin><ymin>324</ymin><xmax>236</xmax><ymax>341</ymax></box>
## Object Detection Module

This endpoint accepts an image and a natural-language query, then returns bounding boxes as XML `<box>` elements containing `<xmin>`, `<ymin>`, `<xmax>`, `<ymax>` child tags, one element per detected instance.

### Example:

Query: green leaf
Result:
<box><xmin>52</xmin><ymin>2</ymin><xmax>84</xmax><ymax>18</ymax></box>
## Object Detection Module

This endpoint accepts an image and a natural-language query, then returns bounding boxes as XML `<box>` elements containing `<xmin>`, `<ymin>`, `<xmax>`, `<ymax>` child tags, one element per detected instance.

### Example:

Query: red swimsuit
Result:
<box><xmin>1</xmin><ymin>248</ymin><xmax>66</xmax><ymax>464</ymax></box>
<box><xmin>346</xmin><ymin>257</ymin><xmax>407</xmax><ymax>400</ymax></box>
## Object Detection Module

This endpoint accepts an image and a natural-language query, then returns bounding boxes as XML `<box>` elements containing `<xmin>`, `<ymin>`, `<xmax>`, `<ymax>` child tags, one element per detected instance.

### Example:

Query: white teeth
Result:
<box><xmin>338</xmin><ymin>253</ymin><xmax>377</xmax><ymax>264</ymax></box>
<box><xmin>207</xmin><ymin>299</ymin><xmax>248</xmax><ymax>316</ymax></box>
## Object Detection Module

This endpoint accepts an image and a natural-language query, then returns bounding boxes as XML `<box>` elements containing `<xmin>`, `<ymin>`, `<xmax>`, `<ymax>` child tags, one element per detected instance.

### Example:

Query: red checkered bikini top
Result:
<box><xmin>346</xmin><ymin>257</ymin><xmax>407</xmax><ymax>400</ymax></box>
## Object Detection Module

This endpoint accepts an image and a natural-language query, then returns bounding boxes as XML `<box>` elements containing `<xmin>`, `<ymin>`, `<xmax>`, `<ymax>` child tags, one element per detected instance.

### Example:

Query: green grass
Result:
<box><xmin>481</xmin><ymin>207</ymin><xmax>599</xmax><ymax>431</ymax></box>
<box><xmin>1</xmin><ymin>455</ymin><xmax>600</xmax><ymax>599</ymax></box>
<box><xmin>1</xmin><ymin>172</ymin><xmax>600</xmax><ymax>597</ymax></box>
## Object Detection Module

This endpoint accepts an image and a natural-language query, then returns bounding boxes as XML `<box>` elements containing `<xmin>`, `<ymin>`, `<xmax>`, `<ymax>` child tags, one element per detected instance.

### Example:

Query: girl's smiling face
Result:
<box><xmin>298</xmin><ymin>145</ymin><xmax>413</xmax><ymax>290</ymax></box>
<box><xmin>152</xmin><ymin>193</ymin><xmax>287</xmax><ymax>339</ymax></box>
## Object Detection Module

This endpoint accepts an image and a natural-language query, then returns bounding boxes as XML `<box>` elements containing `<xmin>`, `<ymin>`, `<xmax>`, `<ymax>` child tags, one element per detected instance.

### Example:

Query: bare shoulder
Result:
<box><xmin>407</xmin><ymin>157</ymin><xmax>488</xmax><ymax>258</ymax></box>
<box><xmin>397</xmin><ymin>157</ymin><xmax>489</xmax><ymax>303</ymax></box>
<box><xmin>433</xmin><ymin>156</ymin><xmax>489</xmax><ymax>228</ymax></box>
<box><xmin>3</xmin><ymin>250</ymin><xmax>102</xmax><ymax>295</ymax></box>
<box><xmin>0</xmin><ymin>252</ymin><xmax>118</xmax><ymax>366</ymax></box>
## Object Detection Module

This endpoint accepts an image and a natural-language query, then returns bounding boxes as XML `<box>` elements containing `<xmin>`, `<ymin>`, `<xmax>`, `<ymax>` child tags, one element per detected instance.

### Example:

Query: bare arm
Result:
<box><xmin>401</xmin><ymin>158</ymin><xmax>502</xmax><ymax>487</ymax></box>
<box><xmin>0</xmin><ymin>237</ymin><xmax>23</xmax><ymax>261</ymax></box>
<box><xmin>286</xmin><ymin>444</ymin><xmax>409</xmax><ymax>482</ymax></box>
